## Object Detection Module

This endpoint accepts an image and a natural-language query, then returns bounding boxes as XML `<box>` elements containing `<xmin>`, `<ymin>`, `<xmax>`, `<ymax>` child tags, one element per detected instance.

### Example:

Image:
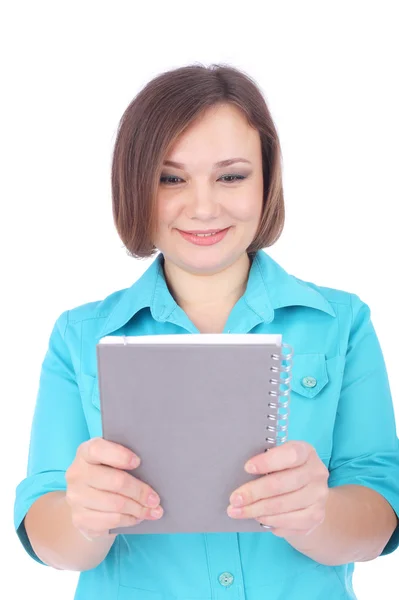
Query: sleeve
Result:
<box><xmin>14</xmin><ymin>310</ymin><xmax>90</xmax><ymax>565</ymax></box>
<box><xmin>327</xmin><ymin>293</ymin><xmax>399</xmax><ymax>556</ymax></box>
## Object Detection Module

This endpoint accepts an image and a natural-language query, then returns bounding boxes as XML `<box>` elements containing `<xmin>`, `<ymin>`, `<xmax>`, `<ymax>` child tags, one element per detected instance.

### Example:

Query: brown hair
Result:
<box><xmin>111</xmin><ymin>63</ymin><xmax>285</xmax><ymax>259</ymax></box>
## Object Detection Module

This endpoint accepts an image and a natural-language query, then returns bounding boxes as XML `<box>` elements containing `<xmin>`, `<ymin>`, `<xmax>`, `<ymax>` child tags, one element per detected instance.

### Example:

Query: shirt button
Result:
<box><xmin>218</xmin><ymin>572</ymin><xmax>234</xmax><ymax>587</ymax></box>
<box><xmin>301</xmin><ymin>376</ymin><xmax>317</xmax><ymax>388</ymax></box>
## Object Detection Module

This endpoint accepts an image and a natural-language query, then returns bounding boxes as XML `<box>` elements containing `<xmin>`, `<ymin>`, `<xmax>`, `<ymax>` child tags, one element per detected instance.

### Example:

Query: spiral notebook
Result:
<box><xmin>96</xmin><ymin>333</ymin><xmax>293</xmax><ymax>534</ymax></box>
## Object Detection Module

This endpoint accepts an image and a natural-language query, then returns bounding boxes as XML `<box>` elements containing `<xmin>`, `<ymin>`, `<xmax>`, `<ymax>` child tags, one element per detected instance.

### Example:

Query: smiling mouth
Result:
<box><xmin>178</xmin><ymin>227</ymin><xmax>230</xmax><ymax>237</ymax></box>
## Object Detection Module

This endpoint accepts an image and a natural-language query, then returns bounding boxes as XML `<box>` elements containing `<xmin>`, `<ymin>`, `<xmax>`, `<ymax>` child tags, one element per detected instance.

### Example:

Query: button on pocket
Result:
<box><xmin>301</xmin><ymin>375</ymin><xmax>317</xmax><ymax>389</ymax></box>
<box><xmin>291</xmin><ymin>353</ymin><xmax>329</xmax><ymax>399</ymax></box>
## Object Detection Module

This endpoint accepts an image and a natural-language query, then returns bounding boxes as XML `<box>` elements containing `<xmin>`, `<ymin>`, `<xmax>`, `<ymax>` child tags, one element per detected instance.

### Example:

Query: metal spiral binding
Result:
<box><xmin>265</xmin><ymin>342</ymin><xmax>293</xmax><ymax>448</ymax></box>
<box><xmin>260</xmin><ymin>342</ymin><xmax>293</xmax><ymax>530</ymax></box>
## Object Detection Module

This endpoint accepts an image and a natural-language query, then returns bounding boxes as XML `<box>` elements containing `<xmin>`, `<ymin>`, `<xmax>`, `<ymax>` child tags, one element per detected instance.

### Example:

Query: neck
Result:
<box><xmin>162</xmin><ymin>253</ymin><xmax>252</xmax><ymax>313</ymax></box>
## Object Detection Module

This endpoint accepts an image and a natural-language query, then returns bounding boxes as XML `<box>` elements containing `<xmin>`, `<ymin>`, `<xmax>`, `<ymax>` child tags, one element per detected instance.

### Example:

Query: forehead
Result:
<box><xmin>166</xmin><ymin>104</ymin><xmax>261</xmax><ymax>162</ymax></box>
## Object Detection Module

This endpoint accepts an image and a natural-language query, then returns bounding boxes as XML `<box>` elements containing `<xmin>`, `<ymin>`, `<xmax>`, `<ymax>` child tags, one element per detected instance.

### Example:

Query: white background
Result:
<box><xmin>2</xmin><ymin>1</ymin><xmax>398</xmax><ymax>598</ymax></box>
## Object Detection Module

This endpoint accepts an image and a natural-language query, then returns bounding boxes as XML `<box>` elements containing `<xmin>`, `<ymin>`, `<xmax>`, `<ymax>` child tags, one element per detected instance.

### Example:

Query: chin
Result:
<box><xmin>168</xmin><ymin>247</ymin><xmax>247</xmax><ymax>275</ymax></box>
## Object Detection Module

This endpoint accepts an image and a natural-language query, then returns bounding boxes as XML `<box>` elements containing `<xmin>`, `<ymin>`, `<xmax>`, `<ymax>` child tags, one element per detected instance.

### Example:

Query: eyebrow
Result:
<box><xmin>162</xmin><ymin>158</ymin><xmax>252</xmax><ymax>169</ymax></box>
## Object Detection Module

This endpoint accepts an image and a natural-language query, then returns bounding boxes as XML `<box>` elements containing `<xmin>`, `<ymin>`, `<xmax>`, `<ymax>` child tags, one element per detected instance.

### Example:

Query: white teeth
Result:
<box><xmin>193</xmin><ymin>232</ymin><xmax>218</xmax><ymax>237</ymax></box>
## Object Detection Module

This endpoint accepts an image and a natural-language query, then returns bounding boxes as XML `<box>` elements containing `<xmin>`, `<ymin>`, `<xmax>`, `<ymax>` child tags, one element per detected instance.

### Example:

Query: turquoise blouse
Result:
<box><xmin>14</xmin><ymin>250</ymin><xmax>399</xmax><ymax>599</ymax></box>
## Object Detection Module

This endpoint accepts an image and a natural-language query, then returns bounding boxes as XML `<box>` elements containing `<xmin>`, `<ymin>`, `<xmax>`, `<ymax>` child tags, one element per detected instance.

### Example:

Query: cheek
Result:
<box><xmin>156</xmin><ymin>197</ymin><xmax>181</xmax><ymax>225</ymax></box>
<box><xmin>228</xmin><ymin>196</ymin><xmax>263</xmax><ymax>222</ymax></box>
<box><xmin>226</xmin><ymin>178</ymin><xmax>263</xmax><ymax>222</ymax></box>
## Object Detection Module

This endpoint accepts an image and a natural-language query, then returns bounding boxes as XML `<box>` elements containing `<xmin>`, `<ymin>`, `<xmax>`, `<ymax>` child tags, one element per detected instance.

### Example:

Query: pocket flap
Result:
<box><xmin>290</xmin><ymin>353</ymin><xmax>329</xmax><ymax>398</ymax></box>
<box><xmin>92</xmin><ymin>380</ymin><xmax>100</xmax><ymax>409</ymax></box>
<box><xmin>80</xmin><ymin>373</ymin><xmax>101</xmax><ymax>410</ymax></box>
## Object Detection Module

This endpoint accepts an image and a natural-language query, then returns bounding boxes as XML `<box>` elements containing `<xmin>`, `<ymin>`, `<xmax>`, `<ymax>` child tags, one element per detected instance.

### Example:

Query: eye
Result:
<box><xmin>219</xmin><ymin>174</ymin><xmax>246</xmax><ymax>183</ymax></box>
<box><xmin>159</xmin><ymin>173</ymin><xmax>247</xmax><ymax>185</ymax></box>
<box><xmin>160</xmin><ymin>175</ymin><xmax>184</xmax><ymax>185</ymax></box>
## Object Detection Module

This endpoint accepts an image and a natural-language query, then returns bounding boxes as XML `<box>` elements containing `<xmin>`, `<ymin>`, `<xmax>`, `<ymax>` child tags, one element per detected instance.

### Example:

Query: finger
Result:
<box><xmin>80</xmin><ymin>437</ymin><xmax>140</xmax><ymax>470</ymax></box>
<box><xmin>228</xmin><ymin>482</ymin><xmax>325</xmax><ymax>519</ymax></box>
<box><xmin>245</xmin><ymin>441</ymin><xmax>312</xmax><ymax>475</ymax></box>
<box><xmin>255</xmin><ymin>505</ymin><xmax>325</xmax><ymax>531</ymax></box>
<box><xmin>86</xmin><ymin>464</ymin><xmax>161</xmax><ymax>508</ymax></box>
<box><xmin>71</xmin><ymin>486</ymin><xmax>163</xmax><ymax>520</ymax></box>
<box><xmin>72</xmin><ymin>506</ymin><xmax>145</xmax><ymax>537</ymax></box>
<box><xmin>231</xmin><ymin>463</ymin><xmax>311</xmax><ymax>507</ymax></box>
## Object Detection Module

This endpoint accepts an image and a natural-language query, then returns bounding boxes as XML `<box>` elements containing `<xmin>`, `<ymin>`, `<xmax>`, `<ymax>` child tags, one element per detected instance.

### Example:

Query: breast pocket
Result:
<box><xmin>287</xmin><ymin>353</ymin><xmax>344</xmax><ymax>462</ymax></box>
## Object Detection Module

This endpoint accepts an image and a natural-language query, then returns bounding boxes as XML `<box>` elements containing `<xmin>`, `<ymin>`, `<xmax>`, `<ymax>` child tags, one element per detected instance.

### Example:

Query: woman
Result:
<box><xmin>14</xmin><ymin>64</ymin><xmax>399</xmax><ymax>600</ymax></box>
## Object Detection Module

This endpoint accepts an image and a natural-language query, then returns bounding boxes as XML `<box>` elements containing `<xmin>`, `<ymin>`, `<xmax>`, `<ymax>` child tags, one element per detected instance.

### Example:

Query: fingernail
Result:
<box><xmin>228</xmin><ymin>506</ymin><xmax>243</xmax><ymax>517</ymax></box>
<box><xmin>148</xmin><ymin>493</ymin><xmax>160</xmax><ymax>507</ymax></box>
<box><xmin>130</xmin><ymin>455</ymin><xmax>140</xmax><ymax>468</ymax></box>
<box><xmin>231</xmin><ymin>494</ymin><xmax>244</xmax><ymax>507</ymax></box>
<box><xmin>298</xmin><ymin>444</ymin><xmax>309</xmax><ymax>462</ymax></box>
<box><xmin>245</xmin><ymin>462</ymin><xmax>258</xmax><ymax>473</ymax></box>
<box><xmin>150</xmin><ymin>506</ymin><xmax>163</xmax><ymax>518</ymax></box>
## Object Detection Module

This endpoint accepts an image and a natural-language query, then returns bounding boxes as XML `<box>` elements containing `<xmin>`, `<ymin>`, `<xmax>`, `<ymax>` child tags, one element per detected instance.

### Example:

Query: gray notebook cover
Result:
<box><xmin>96</xmin><ymin>334</ymin><xmax>290</xmax><ymax>534</ymax></box>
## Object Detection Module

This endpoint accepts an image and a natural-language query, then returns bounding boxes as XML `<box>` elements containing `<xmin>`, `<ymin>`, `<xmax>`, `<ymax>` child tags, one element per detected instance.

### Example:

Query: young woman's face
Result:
<box><xmin>153</xmin><ymin>103</ymin><xmax>264</xmax><ymax>275</ymax></box>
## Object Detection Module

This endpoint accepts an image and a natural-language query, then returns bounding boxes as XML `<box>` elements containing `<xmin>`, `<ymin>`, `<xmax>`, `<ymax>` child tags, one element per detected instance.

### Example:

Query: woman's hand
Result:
<box><xmin>227</xmin><ymin>441</ymin><xmax>329</xmax><ymax>538</ymax></box>
<box><xmin>65</xmin><ymin>437</ymin><xmax>163</xmax><ymax>541</ymax></box>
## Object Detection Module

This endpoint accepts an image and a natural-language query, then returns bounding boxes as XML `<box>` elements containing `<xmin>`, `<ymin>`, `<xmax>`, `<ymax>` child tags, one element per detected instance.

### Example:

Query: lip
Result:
<box><xmin>178</xmin><ymin>228</ymin><xmax>229</xmax><ymax>234</ymax></box>
<box><xmin>176</xmin><ymin>226</ymin><xmax>231</xmax><ymax>246</ymax></box>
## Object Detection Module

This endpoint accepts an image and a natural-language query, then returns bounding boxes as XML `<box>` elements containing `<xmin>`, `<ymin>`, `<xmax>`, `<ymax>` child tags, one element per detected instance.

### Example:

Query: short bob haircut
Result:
<box><xmin>111</xmin><ymin>63</ymin><xmax>284</xmax><ymax>259</ymax></box>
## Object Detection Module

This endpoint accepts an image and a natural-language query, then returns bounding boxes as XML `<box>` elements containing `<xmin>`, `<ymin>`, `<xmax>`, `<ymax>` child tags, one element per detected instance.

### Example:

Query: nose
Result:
<box><xmin>187</xmin><ymin>181</ymin><xmax>220</xmax><ymax>219</ymax></box>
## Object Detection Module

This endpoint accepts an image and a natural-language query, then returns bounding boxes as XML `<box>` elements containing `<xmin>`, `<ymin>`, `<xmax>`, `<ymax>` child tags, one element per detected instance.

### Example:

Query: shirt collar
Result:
<box><xmin>97</xmin><ymin>250</ymin><xmax>335</xmax><ymax>341</ymax></box>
